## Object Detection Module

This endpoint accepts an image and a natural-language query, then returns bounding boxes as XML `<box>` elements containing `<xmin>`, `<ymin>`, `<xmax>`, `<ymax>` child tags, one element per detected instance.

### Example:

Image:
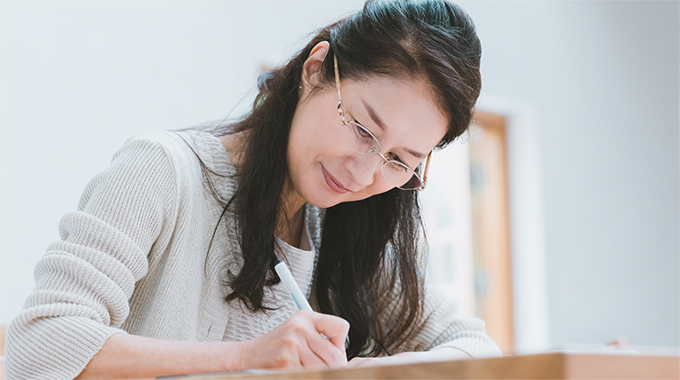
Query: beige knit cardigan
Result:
<box><xmin>5</xmin><ymin>130</ymin><xmax>501</xmax><ymax>380</ymax></box>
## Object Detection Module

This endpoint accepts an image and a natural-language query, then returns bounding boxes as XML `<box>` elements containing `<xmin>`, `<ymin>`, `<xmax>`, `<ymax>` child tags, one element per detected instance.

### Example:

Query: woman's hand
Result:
<box><xmin>237</xmin><ymin>310</ymin><xmax>350</xmax><ymax>370</ymax></box>
<box><xmin>346</xmin><ymin>347</ymin><xmax>471</xmax><ymax>368</ymax></box>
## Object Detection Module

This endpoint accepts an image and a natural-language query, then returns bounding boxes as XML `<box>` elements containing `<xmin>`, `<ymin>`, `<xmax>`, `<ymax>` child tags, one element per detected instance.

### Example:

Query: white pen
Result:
<box><xmin>274</xmin><ymin>258</ymin><xmax>348</xmax><ymax>347</ymax></box>
<box><xmin>274</xmin><ymin>258</ymin><xmax>313</xmax><ymax>311</ymax></box>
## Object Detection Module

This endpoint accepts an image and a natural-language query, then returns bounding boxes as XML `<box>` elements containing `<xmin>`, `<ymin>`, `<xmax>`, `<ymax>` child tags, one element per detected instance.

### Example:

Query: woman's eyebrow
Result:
<box><xmin>361</xmin><ymin>98</ymin><xmax>388</xmax><ymax>132</ymax></box>
<box><xmin>360</xmin><ymin>99</ymin><xmax>427</xmax><ymax>160</ymax></box>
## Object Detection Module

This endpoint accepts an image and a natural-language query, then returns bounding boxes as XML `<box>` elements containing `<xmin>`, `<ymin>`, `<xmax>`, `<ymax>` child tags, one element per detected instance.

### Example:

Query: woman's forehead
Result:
<box><xmin>342</xmin><ymin>76</ymin><xmax>448</xmax><ymax>151</ymax></box>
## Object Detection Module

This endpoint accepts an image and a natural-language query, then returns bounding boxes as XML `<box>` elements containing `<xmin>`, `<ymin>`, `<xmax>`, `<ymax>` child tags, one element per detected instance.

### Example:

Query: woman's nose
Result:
<box><xmin>347</xmin><ymin>154</ymin><xmax>383</xmax><ymax>188</ymax></box>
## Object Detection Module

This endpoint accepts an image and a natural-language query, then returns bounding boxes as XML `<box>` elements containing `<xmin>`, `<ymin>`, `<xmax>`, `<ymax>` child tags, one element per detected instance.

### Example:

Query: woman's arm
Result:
<box><xmin>75</xmin><ymin>334</ymin><xmax>241</xmax><ymax>379</ymax></box>
<box><xmin>5</xmin><ymin>135</ymin><xmax>177</xmax><ymax>380</ymax></box>
<box><xmin>343</xmin><ymin>284</ymin><xmax>500</xmax><ymax>369</ymax></box>
<box><xmin>77</xmin><ymin>310</ymin><xmax>349</xmax><ymax>379</ymax></box>
<box><xmin>370</xmin><ymin>282</ymin><xmax>502</xmax><ymax>361</ymax></box>
<box><xmin>7</xmin><ymin>132</ymin><xmax>254</xmax><ymax>380</ymax></box>
<box><xmin>407</xmin><ymin>285</ymin><xmax>502</xmax><ymax>358</ymax></box>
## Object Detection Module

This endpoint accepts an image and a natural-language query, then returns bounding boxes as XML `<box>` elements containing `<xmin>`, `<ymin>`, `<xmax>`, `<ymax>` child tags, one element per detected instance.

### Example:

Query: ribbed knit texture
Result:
<box><xmin>223</xmin><ymin>222</ymin><xmax>317</xmax><ymax>342</ymax></box>
<box><xmin>5</xmin><ymin>130</ymin><xmax>500</xmax><ymax>380</ymax></box>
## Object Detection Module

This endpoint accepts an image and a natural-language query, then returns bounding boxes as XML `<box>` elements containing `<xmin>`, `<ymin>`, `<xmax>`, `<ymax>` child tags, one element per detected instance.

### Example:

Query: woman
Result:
<box><xmin>5</xmin><ymin>0</ymin><xmax>501</xmax><ymax>379</ymax></box>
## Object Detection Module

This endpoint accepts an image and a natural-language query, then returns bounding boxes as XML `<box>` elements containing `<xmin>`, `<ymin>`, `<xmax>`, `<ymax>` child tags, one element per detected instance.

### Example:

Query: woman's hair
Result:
<box><xmin>212</xmin><ymin>0</ymin><xmax>482</xmax><ymax>359</ymax></box>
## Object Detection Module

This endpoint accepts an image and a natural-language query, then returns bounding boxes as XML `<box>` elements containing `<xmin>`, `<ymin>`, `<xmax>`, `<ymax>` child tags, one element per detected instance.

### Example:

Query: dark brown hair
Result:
<box><xmin>212</xmin><ymin>0</ymin><xmax>482</xmax><ymax>359</ymax></box>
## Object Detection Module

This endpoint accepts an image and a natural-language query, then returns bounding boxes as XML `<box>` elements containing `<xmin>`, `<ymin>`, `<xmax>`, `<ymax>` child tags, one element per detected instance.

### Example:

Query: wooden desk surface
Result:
<box><xmin>160</xmin><ymin>352</ymin><xmax>679</xmax><ymax>380</ymax></box>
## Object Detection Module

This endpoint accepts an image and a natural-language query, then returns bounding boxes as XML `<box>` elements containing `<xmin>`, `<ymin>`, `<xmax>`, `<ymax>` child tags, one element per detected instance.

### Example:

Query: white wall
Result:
<box><xmin>0</xmin><ymin>0</ymin><xmax>363</xmax><ymax>324</ymax></box>
<box><xmin>421</xmin><ymin>140</ymin><xmax>476</xmax><ymax>318</ymax></box>
<box><xmin>1</xmin><ymin>0</ymin><xmax>678</xmax><ymax>350</ymax></box>
<box><xmin>459</xmin><ymin>0</ymin><xmax>680</xmax><ymax>348</ymax></box>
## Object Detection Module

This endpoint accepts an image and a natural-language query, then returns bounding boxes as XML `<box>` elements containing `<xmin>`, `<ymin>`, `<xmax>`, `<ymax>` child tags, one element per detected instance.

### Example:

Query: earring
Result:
<box><xmin>299</xmin><ymin>85</ymin><xmax>303</xmax><ymax>89</ymax></box>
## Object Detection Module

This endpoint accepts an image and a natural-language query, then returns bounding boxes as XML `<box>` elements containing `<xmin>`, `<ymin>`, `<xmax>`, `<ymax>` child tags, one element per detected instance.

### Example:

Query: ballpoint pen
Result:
<box><xmin>274</xmin><ymin>258</ymin><xmax>313</xmax><ymax>311</ymax></box>
<box><xmin>274</xmin><ymin>258</ymin><xmax>350</xmax><ymax>347</ymax></box>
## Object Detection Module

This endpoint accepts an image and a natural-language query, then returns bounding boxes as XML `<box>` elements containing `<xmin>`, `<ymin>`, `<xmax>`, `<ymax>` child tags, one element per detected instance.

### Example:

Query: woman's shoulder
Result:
<box><xmin>117</xmin><ymin>129</ymin><xmax>236</xmax><ymax>177</ymax></box>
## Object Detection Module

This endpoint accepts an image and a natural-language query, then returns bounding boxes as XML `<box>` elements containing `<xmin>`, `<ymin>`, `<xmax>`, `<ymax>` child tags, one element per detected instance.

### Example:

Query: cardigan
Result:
<box><xmin>5</xmin><ymin>129</ymin><xmax>501</xmax><ymax>380</ymax></box>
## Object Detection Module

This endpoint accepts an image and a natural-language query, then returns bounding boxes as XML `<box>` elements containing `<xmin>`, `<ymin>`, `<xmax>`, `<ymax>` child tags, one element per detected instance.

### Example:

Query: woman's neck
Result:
<box><xmin>275</xmin><ymin>205</ymin><xmax>305</xmax><ymax>248</ymax></box>
<box><xmin>276</xmin><ymin>180</ymin><xmax>307</xmax><ymax>248</ymax></box>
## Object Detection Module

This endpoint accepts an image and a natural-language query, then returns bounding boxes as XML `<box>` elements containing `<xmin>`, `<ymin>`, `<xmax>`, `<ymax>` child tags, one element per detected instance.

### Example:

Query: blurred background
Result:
<box><xmin>1</xmin><ymin>0</ymin><xmax>678</xmax><ymax>355</ymax></box>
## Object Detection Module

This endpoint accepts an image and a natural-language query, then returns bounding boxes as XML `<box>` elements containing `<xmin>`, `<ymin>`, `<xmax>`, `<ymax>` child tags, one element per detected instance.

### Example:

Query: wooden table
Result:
<box><xmin>159</xmin><ymin>352</ymin><xmax>679</xmax><ymax>379</ymax></box>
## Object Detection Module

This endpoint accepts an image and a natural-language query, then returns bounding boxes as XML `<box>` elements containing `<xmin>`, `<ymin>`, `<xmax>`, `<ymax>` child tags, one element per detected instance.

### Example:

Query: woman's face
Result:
<box><xmin>286</xmin><ymin>73</ymin><xmax>448</xmax><ymax>209</ymax></box>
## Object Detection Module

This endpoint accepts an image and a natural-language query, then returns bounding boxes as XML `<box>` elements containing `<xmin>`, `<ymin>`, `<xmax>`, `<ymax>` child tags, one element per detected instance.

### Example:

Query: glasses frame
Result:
<box><xmin>332</xmin><ymin>54</ymin><xmax>431</xmax><ymax>191</ymax></box>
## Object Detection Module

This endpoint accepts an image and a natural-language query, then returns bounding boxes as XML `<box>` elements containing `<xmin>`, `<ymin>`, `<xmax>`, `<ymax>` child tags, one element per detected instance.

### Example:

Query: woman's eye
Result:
<box><xmin>392</xmin><ymin>160</ymin><xmax>410</xmax><ymax>173</ymax></box>
<box><xmin>390</xmin><ymin>154</ymin><xmax>407</xmax><ymax>166</ymax></box>
<box><xmin>353</xmin><ymin>123</ymin><xmax>371</xmax><ymax>139</ymax></box>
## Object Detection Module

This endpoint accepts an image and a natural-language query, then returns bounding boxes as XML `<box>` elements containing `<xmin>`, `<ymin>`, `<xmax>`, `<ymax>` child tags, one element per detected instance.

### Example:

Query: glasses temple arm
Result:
<box><xmin>420</xmin><ymin>151</ymin><xmax>432</xmax><ymax>189</ymax></box>
<box><xmin>333</xmin><ymin>55</ymin><xmax>344</xmax><ymax>111</ymax></box>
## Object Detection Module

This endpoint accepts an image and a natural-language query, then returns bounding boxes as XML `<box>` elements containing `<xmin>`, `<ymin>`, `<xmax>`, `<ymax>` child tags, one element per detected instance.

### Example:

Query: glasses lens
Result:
<box><xmin>340</xmin><ymin>122</ymin><xmax>380</xmax><ymax>155</ymax></box>
<box><xmin>382</xmin><ymin>161</ymin><xmax>422</xmax><ymax>190</ymax></box>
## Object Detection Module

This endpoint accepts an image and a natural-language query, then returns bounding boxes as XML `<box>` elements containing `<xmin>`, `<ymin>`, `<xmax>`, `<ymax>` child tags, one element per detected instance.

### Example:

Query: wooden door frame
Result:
<box><xmin>474</xmin><ymin>95</ymin><xmax>550</xmax><ymax>353</ymax></box>
<box><xmin>470</xmin><ymin>111</ymin><xmax>514</xmax><ymax>352</ymax></box>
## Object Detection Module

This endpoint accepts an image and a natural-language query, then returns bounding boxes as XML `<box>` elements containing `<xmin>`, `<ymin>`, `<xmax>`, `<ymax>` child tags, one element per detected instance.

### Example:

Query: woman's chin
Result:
<box><xmin>303</xmin><ymin>189</ymin><xmax>347</xmax><ymax>209</ymax></box>
<box><xmin>307</xmin><ymin>197</ymin><xmax>342</xmax><ymax>209</ymax></box>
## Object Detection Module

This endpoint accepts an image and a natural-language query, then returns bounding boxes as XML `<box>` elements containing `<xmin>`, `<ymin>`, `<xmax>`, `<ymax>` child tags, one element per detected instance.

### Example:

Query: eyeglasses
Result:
<box><xmin>333</xmin><ymin>55</ymin><xmax>431</xmax><ymax>191</ymax></box>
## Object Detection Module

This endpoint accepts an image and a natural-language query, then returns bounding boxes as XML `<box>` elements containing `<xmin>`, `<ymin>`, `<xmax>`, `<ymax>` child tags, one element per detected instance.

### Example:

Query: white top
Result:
<box><xmin>5</xmin><ymin>129</ymin><xmax>501</xmax><ymax>380</ymax></box>
<box><xmin>223</xmin><ymin>219</ymin><xmax>316</xmax><ymax>342</ymax></box>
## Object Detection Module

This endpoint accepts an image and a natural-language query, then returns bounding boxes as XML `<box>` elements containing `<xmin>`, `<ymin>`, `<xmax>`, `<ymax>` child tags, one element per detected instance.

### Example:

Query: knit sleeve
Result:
<box><xmin>403</xmin><ymin>285</ymin><xmax>502</xmax><ymax>358</ymax></box>
<box><xmin>4</xmin><ymin>134</ymin><xmax>179</xmax><ymax>380</ymax></box>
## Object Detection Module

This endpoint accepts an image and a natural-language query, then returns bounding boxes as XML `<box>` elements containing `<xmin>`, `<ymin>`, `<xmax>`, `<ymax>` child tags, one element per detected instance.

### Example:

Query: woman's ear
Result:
<box><xmin>301</xmin><ymin>41</ymin><xmax>330</xmax><ymax>87</ymax></box>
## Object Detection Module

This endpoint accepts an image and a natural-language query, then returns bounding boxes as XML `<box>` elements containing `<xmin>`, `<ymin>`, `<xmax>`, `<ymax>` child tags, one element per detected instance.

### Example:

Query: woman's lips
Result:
<box><xmin>322</xmin><ymin>165</ymin><xmax>349</xmax><ymax>194</ymax></box>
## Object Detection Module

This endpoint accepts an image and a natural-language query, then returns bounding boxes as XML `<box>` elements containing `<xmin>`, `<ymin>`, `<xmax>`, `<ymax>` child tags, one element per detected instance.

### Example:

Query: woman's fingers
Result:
<box><xmin>303</xmin><ymin>324</ymin><xmax>347</xmax><ymax>367</ymax></box>
<box><xmin>309</xmin><ymin>311</ymin><xmax>350</xmax><ymax>355</ymax></box>
<box><xmin>296</xmin><ymin>338</ymin><xmax>332</xmax><ymax>369</ymax></box>
<box><xmin>240</xmin><ymin>310</ymin><xmax>349</xmax><ymax>370</ymax></box>
<box><xmin>293</xmin><ymin>310</ymin><xmax>348</xmax><ymax>368</ymax></box>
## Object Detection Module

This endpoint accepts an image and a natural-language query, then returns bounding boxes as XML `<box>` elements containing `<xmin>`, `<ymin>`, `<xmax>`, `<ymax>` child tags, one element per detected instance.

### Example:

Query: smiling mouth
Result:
<box><xmin>322</xmin><ymin>165</ymin><xmax>349</xmax><ymax>194</ymax></box>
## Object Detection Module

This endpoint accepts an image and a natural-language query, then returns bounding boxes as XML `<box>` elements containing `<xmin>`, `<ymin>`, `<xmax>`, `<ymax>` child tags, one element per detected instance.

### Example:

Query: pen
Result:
<box><xmin>274</xmin><ymin>258</ymin><xmax>350</xmax><ymax>348</ymax></box>
<box><xmin>274</xmin><ymin>258</ymin><xmax>313</xmax><ymax>311</ymax></box>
